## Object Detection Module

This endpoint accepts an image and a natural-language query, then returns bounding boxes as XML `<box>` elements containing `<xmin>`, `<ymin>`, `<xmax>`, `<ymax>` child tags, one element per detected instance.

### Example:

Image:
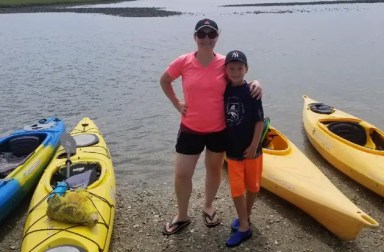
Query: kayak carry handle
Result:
<box><xmin>360</xmin><ymin>213</ymin><xmax>379</xmax><ymax>227</ymax></box>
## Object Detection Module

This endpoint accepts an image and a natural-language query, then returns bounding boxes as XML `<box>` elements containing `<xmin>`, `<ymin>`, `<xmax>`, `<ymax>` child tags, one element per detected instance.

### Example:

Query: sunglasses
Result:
<box><xmin>195</xmin><ymin>31</ymin><xmax>218</xmax><ymax>39</ymax></box>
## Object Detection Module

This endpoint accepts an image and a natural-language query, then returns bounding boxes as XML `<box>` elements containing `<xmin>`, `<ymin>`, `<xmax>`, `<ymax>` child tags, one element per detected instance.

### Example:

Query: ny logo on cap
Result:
<box><xmin>231</xmin><ymin>51</ymin><xmax>239</xmax><ymax>58</ymax></box>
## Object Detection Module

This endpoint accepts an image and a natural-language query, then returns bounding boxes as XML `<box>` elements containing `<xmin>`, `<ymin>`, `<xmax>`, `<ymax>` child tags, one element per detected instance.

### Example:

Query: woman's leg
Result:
<box><xmin>203</xmin><ymin>149</ymin><xmax>224</xmax><ymax>217</ymax></box>
<box><xmin>164</xmin><ymin>153</ymin><xmax>199</xmax><ymax>233</ymax></box>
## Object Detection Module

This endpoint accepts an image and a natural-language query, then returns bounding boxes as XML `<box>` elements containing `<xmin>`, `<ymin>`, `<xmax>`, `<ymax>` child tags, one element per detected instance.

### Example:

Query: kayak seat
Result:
<box><xmin>371</xmin><ymin>131</ymin><xmax>384</xmax><ymax>150</ymax></box>
<box><xmin>328</xmin><ymin>122</ymin><xmax>367</xmax><ymax>146</ymax></box>
<box><xmin>0</xmin><ymin>152</ymin><xmax>32</xmax><ymax>178</ymax></box>
<box><xmin>51</xmin><ymin>162</ymin><xmax>101</xmax><ymax>189</ymax></box>
<box><xmin>309</xmin><ymin>103</ymin><xmax>334</xmax><ymax>114</ymax></box>
<box><xmin>9</xmin><ymin>135</ymin><xmax>41</xmax><ymax>157</ymax></box>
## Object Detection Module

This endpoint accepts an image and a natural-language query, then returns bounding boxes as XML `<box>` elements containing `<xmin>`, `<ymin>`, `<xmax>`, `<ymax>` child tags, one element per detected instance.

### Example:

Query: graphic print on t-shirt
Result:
<box><xmin>226</xmin><ymin>97</ymin><xmax>244</xmax><ymax>127</ymax></box>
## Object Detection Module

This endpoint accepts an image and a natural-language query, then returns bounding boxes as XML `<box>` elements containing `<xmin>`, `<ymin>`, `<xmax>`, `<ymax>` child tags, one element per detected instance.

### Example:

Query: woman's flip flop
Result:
<box><xmin>202</xmin><ymin>210</ymin><xmax>221</xmax><ymax>227</ymax></box>
<box><xmin>162</xmin><ymin>219</ymin><xmax>191</xmax><ymax>235</ymax></box>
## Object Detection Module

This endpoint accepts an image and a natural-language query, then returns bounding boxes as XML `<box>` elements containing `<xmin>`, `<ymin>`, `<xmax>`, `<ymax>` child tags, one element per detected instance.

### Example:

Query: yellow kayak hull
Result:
<box><xmin>261</xmin><ymin>126</ymin><xmax>378</xmax><ymax>240</ymax></box>
<box><xmin>302</xmin><ymin>95</ymin><xmax>384</xmax><ymax>197</ymax></box>
<box><xmin>21</xmin><ymin>117</ymin><xmax>116</xmax><ymax>252</ymax></box>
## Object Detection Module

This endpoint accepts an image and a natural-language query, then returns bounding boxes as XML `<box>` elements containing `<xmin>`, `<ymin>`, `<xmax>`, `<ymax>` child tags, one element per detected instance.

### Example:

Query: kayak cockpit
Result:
<box><xmin>50</xmin><ymin>133</ymin><xmax>103</xmax><ymax>189</ymax></box>
<box><xmin>0</xmin><ymin>134</ymin><xmax>45</xmax><ymax>178</ymax></box>
<box><xmin>319</xmin><ymin>119</ymin><xmax>384</xmax><ymax>151</ymax></box>
<box><xmin>327</xmin><ymin>121</ymin><xmax>367</xmax><ymax>146</ymax></box>
<box><xmin>371</xmin><ymin>130</ymin><xmax>384</xmax><ymax>150</ymax></box>
<box><xmin>50</xmin><ymin>162</ymin><xmax>101</xmax><ymax>189</ymax></box>
<box><xmin>262</xmin><ymin>128</ymin><xmax>291</xmax><ymax>155</ymax></box>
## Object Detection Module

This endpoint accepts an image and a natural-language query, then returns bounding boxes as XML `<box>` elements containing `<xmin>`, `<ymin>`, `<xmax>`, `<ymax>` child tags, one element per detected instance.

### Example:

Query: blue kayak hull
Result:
<box><xmin>0</xmin><ymin>117</ymin><xmax>65</xmax><ymax>223</ymax></box>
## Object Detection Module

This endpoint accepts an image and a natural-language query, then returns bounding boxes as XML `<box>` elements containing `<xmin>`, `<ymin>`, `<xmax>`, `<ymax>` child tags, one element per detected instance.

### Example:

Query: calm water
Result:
<box><xmin>1</xmin><ymin>1</ymin><xmax>383</xmax><ymax>184</ymax></box>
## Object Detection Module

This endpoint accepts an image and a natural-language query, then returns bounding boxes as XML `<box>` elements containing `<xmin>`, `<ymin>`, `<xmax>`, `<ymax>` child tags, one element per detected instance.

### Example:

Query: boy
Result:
<box><xmin>224</xmin><ymin>50</ymin><xmax>264</xmax><ymax>247</ymax></box>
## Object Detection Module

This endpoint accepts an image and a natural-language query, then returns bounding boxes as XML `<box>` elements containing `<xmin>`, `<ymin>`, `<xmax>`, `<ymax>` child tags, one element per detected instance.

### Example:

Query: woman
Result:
<box><xmin>160</xmin><ymin>18</ymin><xmax>262</xmax><ymax>235</ymax></box>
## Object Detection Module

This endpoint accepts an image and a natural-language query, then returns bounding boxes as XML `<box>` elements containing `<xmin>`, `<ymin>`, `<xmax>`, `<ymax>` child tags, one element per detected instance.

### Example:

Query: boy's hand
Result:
<box><xmin>243</xmin><ymin>145</ymin><xmax>258</xmax><ymax>159</ymax></box>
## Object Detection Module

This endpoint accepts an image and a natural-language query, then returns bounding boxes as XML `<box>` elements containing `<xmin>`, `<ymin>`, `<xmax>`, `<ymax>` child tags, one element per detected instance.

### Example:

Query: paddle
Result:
<box><xmin>60</xmin><ymin>133</ymin><xmax>77</xmax><ymax>178</ymax></box>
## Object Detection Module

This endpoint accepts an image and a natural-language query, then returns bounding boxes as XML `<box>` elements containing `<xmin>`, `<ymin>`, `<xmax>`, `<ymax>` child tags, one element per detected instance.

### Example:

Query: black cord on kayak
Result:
<box><xmin>24</xmin><ymin>225</ymin><xmax>103</xmax><ymax>252</ymax></box>
<box><xmin>86</xmin><ymin>191</ymin><xmax>115</xmax><ymax>228</ymax></box>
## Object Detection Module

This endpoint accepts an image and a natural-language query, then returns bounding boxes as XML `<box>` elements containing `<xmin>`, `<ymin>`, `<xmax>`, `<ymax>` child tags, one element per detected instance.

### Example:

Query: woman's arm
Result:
<box><xmin>248</xmin><ymin>80</ymin><xmax>263</xmax><ymax>99</ymax></box>
<box><xmin>160</xmin><ymin>72</ymin><xmax>187</xmax><ymax>115</ymax></box>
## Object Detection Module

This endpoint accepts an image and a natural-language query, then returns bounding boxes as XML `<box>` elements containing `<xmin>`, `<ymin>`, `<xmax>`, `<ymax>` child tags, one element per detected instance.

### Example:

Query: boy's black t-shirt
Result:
<box><xmin>224</xmin><ymin>81</ymin><xmax>264</xmax><ymax>160</ymax></box>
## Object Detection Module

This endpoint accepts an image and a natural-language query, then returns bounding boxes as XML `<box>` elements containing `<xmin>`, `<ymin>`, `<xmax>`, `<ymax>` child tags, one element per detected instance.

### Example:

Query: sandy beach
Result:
<box><xmin>2</xmin><ymin>165</ymin><xmax>383</xmax><ymax>251</ymax></box>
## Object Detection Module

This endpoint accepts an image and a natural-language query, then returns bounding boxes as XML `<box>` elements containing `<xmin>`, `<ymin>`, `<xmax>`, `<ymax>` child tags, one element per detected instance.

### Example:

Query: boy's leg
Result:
<box><xmin>233</xmin><ymin>195</ymin><xmax>250</xmax><ymax>231</ymax></box>
<box><xmin>226</xmin><ymin>160</ymin><xmax>252</xmax><ymax>247</ymax></box>
<box><xmin>244</xmin><ymin>155</ymin><xmax>263</xmax><ymax>217</ymax></box>
<box><xmin>246</xmin><ymin>191</ymin><xmax>258</xmax><ymax>217</ymax></box>
<box><xmin>227</xmin><ymin>159</ymin><xmax>249</xmax><ymax>230</ymax></box>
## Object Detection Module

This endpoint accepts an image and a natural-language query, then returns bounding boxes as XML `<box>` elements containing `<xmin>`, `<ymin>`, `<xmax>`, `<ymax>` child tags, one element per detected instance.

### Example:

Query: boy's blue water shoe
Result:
<box><xmin>230</xmin><ymin>218</ymin><xmax>251</xmax><ymax>231</ymax></box>
<box><xmin>226</xmin><ymin>228</ymin><xmax>252</xmax><ymax>247</ymax></box>
<box><xmin>230</xmin><ymin>218</ymin><xmax>240</xmax><ymax>231</ymax></box>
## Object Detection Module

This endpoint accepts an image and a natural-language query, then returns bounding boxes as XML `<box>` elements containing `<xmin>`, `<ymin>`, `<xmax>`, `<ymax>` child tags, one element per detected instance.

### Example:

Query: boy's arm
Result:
<box><xmin>243</xmin><ymin>120</ymin><xmax>264</xmax><ymax>159</ymax></box>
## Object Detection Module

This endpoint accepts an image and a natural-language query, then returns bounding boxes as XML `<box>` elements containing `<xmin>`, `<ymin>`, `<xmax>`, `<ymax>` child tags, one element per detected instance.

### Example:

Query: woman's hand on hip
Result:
<box><xmin>174</xmin><ymin>101</ymin><xmax>188</xmax><ymax>115</ymax></box>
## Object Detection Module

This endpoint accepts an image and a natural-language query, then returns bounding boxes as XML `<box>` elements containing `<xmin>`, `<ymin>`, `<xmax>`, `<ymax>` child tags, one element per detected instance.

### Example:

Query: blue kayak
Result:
<box><xmin>0</xmin><ymin>117</ymin><xmax>65</xmax><ymax>222</ymax></box>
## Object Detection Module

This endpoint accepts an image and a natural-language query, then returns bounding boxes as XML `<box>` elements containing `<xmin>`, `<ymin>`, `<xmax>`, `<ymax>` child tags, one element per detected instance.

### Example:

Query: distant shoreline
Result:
<box><xmin>222</xmin><ymin>0</ymin><xmax>384</xmax><ymax>7</ymax></box>
<box><xmin>0</xmin><ymin>6</ymin><xmax>182</xmax><ymax>17</ymax></box>
<box><xmin>0</xmin><ymin>0</ymin><xmax>182</xmax><ymax>17</ymax></box>
<box><xmin>1</xmin><ymin>0</ymin><xmax>382</xmax><ymax>17</ymax></box>
<box><xmin>0</xmin><ymin>0</ymin><xmax>129</xmax><ymax>8</ymax></box>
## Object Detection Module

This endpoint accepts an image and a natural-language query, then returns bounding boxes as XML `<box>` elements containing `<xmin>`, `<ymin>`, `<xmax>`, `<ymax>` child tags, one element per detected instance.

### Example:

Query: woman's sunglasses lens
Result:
<box><xmin>196</xmin><ymin>31</ymin><xmax>206</xmax><ymax>39</ymax></box>
<box><xmin>208</xmin><ymin>32</ymin><xmax>218</xmax><ymax>38</ymax></box>
<box><xmin>196</xmin><ymin>31</ymin><xmax>217</xmax><ymax>39</ymax></box>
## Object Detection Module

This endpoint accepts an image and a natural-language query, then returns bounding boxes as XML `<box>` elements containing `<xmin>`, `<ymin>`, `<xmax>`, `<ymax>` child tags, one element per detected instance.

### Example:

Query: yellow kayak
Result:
<box><xmin>261</xmin><ymin>126</ymin><xmax>378</xmax><ymax>240</ymax></box>
<box><xmin>302</xmin><ymin>95</ymin><xmax>384</xmax><ymax>197</ymax></box>
<box><xmin>21</xmin><ymin>117</ymin><xmax>116</xmax><ymax>252</ymax></box>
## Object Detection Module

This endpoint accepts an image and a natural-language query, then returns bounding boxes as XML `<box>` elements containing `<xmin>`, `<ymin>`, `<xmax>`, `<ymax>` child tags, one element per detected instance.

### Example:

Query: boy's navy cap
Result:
<box><xmin>194</xmin><ymin>18</ymin><xmax>219</xmax><ymax>33</ymax></box>
<box><xmin>225</xmin><ymin>50</ymin><xmax>247</xmax><ymax>65</ymax></box>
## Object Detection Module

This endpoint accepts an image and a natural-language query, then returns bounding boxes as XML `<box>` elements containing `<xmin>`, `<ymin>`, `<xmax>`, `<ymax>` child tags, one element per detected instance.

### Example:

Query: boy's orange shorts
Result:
<box><xmin>227</xmin><ymin>155</ymin><xmax>263</xmax><ymax>198</ymax></box>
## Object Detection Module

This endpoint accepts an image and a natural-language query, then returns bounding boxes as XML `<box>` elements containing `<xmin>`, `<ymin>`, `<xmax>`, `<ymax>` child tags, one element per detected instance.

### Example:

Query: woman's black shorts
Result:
<box><xmin>175</xmin><ymin>125</ymin><xmax>226</xmax><ymax>155</ymax></box>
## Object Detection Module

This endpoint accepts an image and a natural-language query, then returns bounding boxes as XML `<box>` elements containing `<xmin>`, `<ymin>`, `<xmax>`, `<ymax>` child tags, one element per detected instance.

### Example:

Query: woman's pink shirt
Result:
<box><xmin>166</xmin><ymin>52</ymin><xmax>226</xmax><ymax>133</ymax></box>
